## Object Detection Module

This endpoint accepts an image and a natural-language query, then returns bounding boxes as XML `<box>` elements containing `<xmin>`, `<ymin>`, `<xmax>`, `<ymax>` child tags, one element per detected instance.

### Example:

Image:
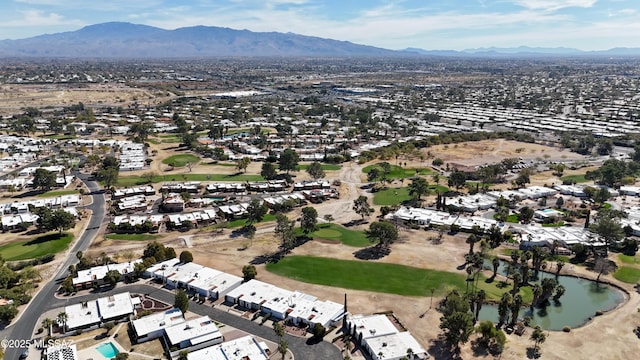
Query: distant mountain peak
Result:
<box><xmin>0</xmin><ymin>22</ymin><xmax>401</xmax><ymax>58</ymax></box>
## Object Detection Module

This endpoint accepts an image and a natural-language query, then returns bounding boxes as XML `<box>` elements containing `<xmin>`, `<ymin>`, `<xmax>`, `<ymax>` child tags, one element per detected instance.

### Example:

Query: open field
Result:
<box><xmin>294</xmin><ymin>223</ymin><xmax>371</xmax><ymax>247</ymax></box>
<box><xmin>614</xmin><ymin>267</ymin><xmax>640</xmax><ymax>284</ymax></box>
<box><xmin>427</xmin><ymin>139</ymin><xmax>587</xmax><ymax>169</ymax></box>
<box><xmin>0</xmin><ymin>232</ymin><xmax>73</xmax><ymax>261</ymax></box>
<box><xmin>0</xmin><ymin>83</ymin><xmax>164</xmax><ymax>115</ymax></box>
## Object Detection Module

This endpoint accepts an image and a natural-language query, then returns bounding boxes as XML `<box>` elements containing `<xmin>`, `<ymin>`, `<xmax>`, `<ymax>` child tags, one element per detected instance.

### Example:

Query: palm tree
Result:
<box><xmin>555</xmin><ymin>260</ymin><xmax>565</xmax><ymax>278</ymax></box>
<box><xmin>475</xmin><ymin>289</ymin><xmax>486</xmax><ymax>322</ymax></box>
<box><xmin>408</xmin><ymin>177</ymin><xmax>430</xmax><ymax>203</ymax></box>
<box><xmin>491</xmin><ymin>257</ymin><xmax>500</xmax><ymax>279</ymax></box>
<box><xmin>278</xmin><ymin>339</ymin><xmax>288</xmax><ymax>360</ymax></box>
<box><xmin>531</xmin><ymin>284</ymin><xmax>543</xmax><ymax>308</ymax></box>
<box><xmin>466</xmin><ymin>234</ymin><xmax>479</xmax><ymax>255</ymax></box>
<box><xmin>553</xmin><ymin>285</ymin><xmax>566</xmax><ymax>301</ymax></box>
<box><xmin>530</xmin><ymin>325</ymin><xmax>546</xmax><ymax>354</ymax></box>
<box><xmin>510</xmin><ymin>294</ymin><xmax>523</xmax><ymax>327</ymax></box>
<box><xmin>57</xmin><ymin>312</ymin><xmax>68</xmax><ymax>332</ymax></box>
<box><xmin>498</xmin><ymin>293</ymin><xmax>511</xmax><ymax>327</ymax></box>
<box><xmin>42</xmin><ymin>318</ymin><xmax>54</xmax><ymax>336</ymax></box>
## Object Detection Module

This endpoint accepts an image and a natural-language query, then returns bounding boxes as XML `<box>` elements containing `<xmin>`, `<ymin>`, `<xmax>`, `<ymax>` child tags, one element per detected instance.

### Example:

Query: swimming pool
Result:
<box><xmin>96</xmin><ymin>342</ymin><xmax>119</xmax><ymax>359</ymax></box>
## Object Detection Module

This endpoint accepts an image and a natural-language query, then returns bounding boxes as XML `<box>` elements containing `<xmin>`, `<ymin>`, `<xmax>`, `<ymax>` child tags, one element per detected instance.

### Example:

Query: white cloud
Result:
<box><xmin>512</xmin><ymin>0</ymin><xmax>597</xmax><ymax>12</ymax></box>
<box><xmin>3</xmin><ymin>9</ymin><xmax>83</xmax><ymax>27</ymax></box>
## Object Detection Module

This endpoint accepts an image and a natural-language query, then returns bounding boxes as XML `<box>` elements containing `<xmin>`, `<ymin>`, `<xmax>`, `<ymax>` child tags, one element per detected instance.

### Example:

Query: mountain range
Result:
<box><xmin>0</xmin><ymin>22</ymin><xmax>639</xmax><ymax>58</ymax></box>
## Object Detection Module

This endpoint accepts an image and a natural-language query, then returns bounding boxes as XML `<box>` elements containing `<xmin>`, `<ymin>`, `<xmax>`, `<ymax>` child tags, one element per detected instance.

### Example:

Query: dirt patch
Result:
<box><xmin>426</xmin><ymin>139</ymin><xmax>587</xmax><ymax>168</ymax></box>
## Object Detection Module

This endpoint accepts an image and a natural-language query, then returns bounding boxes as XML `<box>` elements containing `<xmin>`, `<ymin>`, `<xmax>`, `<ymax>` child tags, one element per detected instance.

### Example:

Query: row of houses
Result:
<box><xmin>144</xmin><ymin>259</ymin><xmax>346</xmax><ymax>330</ymax></box>
<box><xmin>63</xmin><ymin>292</ymin><xmax>140</xmax><ymax>331</ymax></box>
<box><xmin>447</xmin><ymin>186</ymin><xmax>559</xmax><ymax>212</ymax></box>
<box><xmin>1</xmin><ymin>206</ymin><xmax>79</xmax><ymax>231</ymax></box>
<box><xmin>391</xmin><ymin>206</ymin><xmax>602</xmax><ymax>248</ymax></box>
<box><xmin>72</xmin><ymin>260</ymin><xmax>143</xmax><ymax>289</ymax></box>
<box><xmin>0</xmin><ymin>194</ymin><xmax>80</xmax><ymax>214</ymax></box>
<box><xmin>120</xmin><ymin>141</ymin><xmax>146</xmax><ymax>171</ymax></box>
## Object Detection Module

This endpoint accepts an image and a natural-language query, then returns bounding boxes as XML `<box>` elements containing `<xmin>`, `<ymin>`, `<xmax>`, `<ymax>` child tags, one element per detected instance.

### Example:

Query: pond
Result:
<box><xmin>478</xmin><ymin>259</ymin><xmax>626</xmax><ymax>330</ymax></box>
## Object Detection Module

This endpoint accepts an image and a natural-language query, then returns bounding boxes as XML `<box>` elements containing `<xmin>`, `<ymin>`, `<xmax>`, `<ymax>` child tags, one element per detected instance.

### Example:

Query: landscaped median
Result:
<box><xmin>0</xmin><ymin>232</ymin><xmax>73</xmax><ymax>261</ymax></box>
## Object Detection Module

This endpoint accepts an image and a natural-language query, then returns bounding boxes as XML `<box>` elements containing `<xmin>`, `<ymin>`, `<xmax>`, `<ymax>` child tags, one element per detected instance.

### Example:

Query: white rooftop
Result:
<box><xmin>97</xmin><ymin>292</ymin><xmax>135</xmax><ymax>320</ymax></box>
<box><xmin>188</xmin><ymin>335</ymin><xmax>269</xmax><ymax>360</ymax></box>
<box><xmin>132</xmin><ymin>308</ymin><xmax>185</xmax><ymax>337</ymax></box>
<box><xmin>164</xmin><ymin>316</ymin><xmax>221</xmax><ymax>347</ymax></box>
<box><xmin>65</xmin><ymin>301</ymin><xmax>100</xmax><ymax>329</ymax></box>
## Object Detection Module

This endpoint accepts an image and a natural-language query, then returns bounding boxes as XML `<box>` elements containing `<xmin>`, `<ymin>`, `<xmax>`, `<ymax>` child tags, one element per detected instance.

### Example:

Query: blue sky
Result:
<box><xmin>1</xmin><ymin>0</ymin><xmax>639</xmax><ymax>50</ymax></box>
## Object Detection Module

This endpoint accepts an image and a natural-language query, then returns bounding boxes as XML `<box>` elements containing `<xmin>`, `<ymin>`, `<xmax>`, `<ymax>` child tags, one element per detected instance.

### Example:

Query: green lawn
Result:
<box><xmin>295</xmin><ymin>223</ymin><xmax>371</xmax><ymax>247</ymax></box>
<box><xmin>106</xmin><ymin>233</ymin><xmax>160</xmax><ymax>241</ymax></box>
<box><xmin>297</xmin><ymin>164</ymin><xmax>342</xmax><ymax>171</ymax></box>
<box><xmin>162</xmin><ymin>154</ymin><xmax>201</xmax><ymax>167</ymax></box>
<box><xmin>373</xmin><ymin>185</ymin><xmax>449</xmax><ymax>206</ymax></box>
<box><xmin>37</xmin><ymin>190</ymin><xmax>80</xmax><ymax>197</ymax></box>
<box><xmin>221</xmin><ymin>213</ymin><xmax>277</xmax><ymax>229</ymax></box>
<box><xmin>363</xmin><ymin>164</ymin><xmax>434</xmax><ymax>180</ymax></box>
<box><xmin>614</xmin><ymin>266</ymin><xmax>640</xmax><ymax>284</ymax></box>
<box><xmin>0</xmin><ymin>232</ymin><xmax>73</xmax><ymax>261</ymax></box>
<box><xmin>560</xmin><ymin>174</ymin><xmax>588</xmax><ymax>183</ymax></box>
<box><xmin>618</xmin><ymin>254</ymin><xmax>640</xmax><ymax>265</ymax></box>
<box><xmin>266</xmin><ymin>256</ymin><xmax>467</xmax><ymax>297</ymax></box>
<box><xmin>116</xmin><ymin>173</ymin><xmax>264</xmax><ymax>187</ymax></box>
<box><xmin>475</xmin><ymin>275</ymin><xmax>534</xmax><ymax>304</ymax></box>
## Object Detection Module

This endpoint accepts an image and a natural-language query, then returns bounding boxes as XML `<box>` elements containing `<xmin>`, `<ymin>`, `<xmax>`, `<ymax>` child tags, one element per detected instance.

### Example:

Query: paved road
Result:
<box><xmin>0</xmin><ymin>171</ymin><xmax>105</xmax><ymax>360</ymax></box>
<box><xmin>51</xmin><ymin>284</ymin><xmax>342</xmax><ymax>360</ymax></box>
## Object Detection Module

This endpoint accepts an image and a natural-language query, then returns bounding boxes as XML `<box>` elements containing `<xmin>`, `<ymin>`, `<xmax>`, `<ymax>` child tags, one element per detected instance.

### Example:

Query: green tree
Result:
<box><xmin>353</xmin><ymin>195</ymin><xmax>373</xmax><ymax>220</ymax></box>
<box><xmin>306</xmin><ymin>161</ymin><xmax>325</xmax><ymax>180</ymax></box>
<box><xmin>277</xmin><ymin>339</ymin><xmax>288</xmax><ymax>360</ymax></box>
<box><xmin>589</xmin><ymin>210</ymin><xmax>624</xmax><ymax>256</ymax></box>
<box><xmin>278</xmin><ymin>148</ymin><xmax>299</xmax><ymax>173</ymax></box>
<box><xmin>408</xmin><ymin>177</ymin><xmax>430</xmax><ymax>201</ymax></box>
<box><xmin>519</xmin><ymin>206</ymin><xmax>534</xmax><ymax>223</ymax></box>
<box><xmin>366</xmin><ymin>221</ymin><xmax>398</xmax><ymax>249</ymax></box>
<box><xmin>50</xmin><ymin>209</ymin><xmax>76</xmax><ymax>233</ymax></box>
<box><xmin>300</xmin><ymin>207</ymin><xmax>319</xmax><ymax>235</ymax></box>
<box><xmin>246</xmin><ymin>199</ymin><xmax>268</xmax><ymax>225</ymax></box>
<box><xmin>367</xmin><ymin>167</ymin><xmax>381</xmax><ymax>183</ymax></box>
<box><xmin>530</xmin><ymin>325</ymin><xmax>546</xmax><ymax>354</ymax></box>
<box><xmin>97</xmin><ymin>167</ymin><xmax>119</xmax><ymax>189</ymax></box>
<box><xmin>466</xmin><ymin>234</ymin><xmax>479</xmax><ymax>255</ymax></box>
<box><xmin>312</xmin><ymin>323</ymin><xmax>327</xmax><ymax>339</ymax></box>
<box><xmin>179</xmin><ymin>251</ymin><xmax>193</xmax><ymax>263</ymax></box>
<box><xmin>275</xmin><ymin>213</ymin><xmax>296</xmax><ymax>251</ymax></box>
<box><xmin>114</xmin><ymin>353</ymin><xmax>130</xmax><ymax>360</ymax></box>
<box><xmin>33</xmin><ymin>168</ymin><xmax>57</xmax><ymax>190</ymax></box>
<box><xmin>273</xmin><ymin>321</ymin><xmax>285</xmax><ymax>338</ymax></box>
<box><xmin>261</xmin><ymin>162</ymin><xmax>278</xmax><ymax>180</ymax></box>
<box><xmin>177</xmin><ymin>350</ymin><xmax>189</xmax><ymax>360</ymax></box>
<box><xmin>440</xmin><ymin>310</ymin><xmax>474</xmax><ymax>353</ymax></box>
<box><xmin>448</xmin><ymin>169</ymin><xmax>467</xmax><ymax>189</ymax></box>
<box><xmin>242</xmin><ymin>265</ymin><xmax>257</xmax><ymax>282</ymax></box>
<box><xmin>103</xmin><ymin>269</ymin><xmax>121</xmax><ymax>286</ymax></box>
<box><xmin>42</xmin><ymin>317</ymin><xmax>54</xmax><ymax>336</ymax></box>
<box><xmin>236</xmin><ymin>157</ymin><xmax>251</xmax><ymax>173</ymax></box>
<box><xmin>498</xmin><ymin>292</ymin><xmax>511</xmax><ymax>327</ymax></box>
<box><xmin>174</xmin><ymin>289</ymin><xmax>189</xmax><ymax>313</ymax></box>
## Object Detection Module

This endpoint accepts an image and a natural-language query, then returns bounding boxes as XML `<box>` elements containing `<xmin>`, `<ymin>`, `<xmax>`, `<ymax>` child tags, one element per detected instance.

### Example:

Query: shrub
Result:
<box><xmin>562</xmin><ymin>326</ymin><xmax>571</xmax><ymax>332</ymax></box>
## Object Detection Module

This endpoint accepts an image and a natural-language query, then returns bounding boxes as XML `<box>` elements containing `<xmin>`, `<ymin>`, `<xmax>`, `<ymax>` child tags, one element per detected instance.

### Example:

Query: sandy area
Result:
<box><xmin>427</xmin><ymin>139</ymin><xmax>587</xmax><ymax>169</ymax></box>
<box><xmin>0</xmin><ymin>83</ymin><xmax>167</xmax><ymax>115</ymax></box>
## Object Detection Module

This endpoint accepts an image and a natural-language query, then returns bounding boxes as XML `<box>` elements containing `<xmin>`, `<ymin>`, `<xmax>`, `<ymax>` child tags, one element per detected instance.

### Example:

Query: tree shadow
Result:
<box><xmin>526</xmin><ymin>347</ymin><xmax>541</xmax><ymax>359</ymax></box>
<box><xmin>353</xmin><ymin>246</ymin><xmax>390</xmax><ymax>260</ymax></box>
<box><xmin>470</xmin><ymin>340</ymin><xmax>489</xmax><ymax>357</ymax></box>
<box><xmin>24</xmin><ymin>232</ymin><xmax>65</xmax><ymax>245</ymax></box>
<box><xmin>427</xmin><ymin>338</ymin><xmax>461</xmax><ymax>360</ymax></box>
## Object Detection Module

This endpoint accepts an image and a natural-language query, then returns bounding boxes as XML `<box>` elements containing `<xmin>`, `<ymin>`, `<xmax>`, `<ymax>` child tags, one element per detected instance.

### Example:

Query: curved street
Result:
<box><xmin>0</xmin><ymin>172</ymin><xmax>342</xmax><ymax>360</ymax></box>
